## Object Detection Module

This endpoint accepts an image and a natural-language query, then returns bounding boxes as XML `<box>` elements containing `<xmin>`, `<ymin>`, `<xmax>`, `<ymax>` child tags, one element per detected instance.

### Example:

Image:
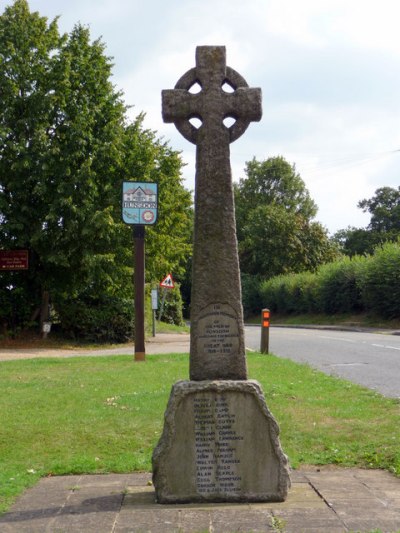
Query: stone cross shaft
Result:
<box><xmin>162</xmin><ymin>46</ymin><xmax>262</xmax><ymax>380</ymax></box>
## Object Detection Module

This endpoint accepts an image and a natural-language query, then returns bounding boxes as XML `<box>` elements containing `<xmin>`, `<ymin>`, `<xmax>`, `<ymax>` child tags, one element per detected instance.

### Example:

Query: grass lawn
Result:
<box><xmin>0</xmin><ymin>351</ymin><xmax>399</xmax><ymax>514</ymax></box>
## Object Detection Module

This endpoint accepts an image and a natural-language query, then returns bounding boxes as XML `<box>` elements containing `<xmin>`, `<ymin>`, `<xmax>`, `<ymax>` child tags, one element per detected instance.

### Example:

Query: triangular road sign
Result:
<box><xmin>160</xmin><ymin>273</ymin><xmax>175</xmax><ymax>289</ymax></box>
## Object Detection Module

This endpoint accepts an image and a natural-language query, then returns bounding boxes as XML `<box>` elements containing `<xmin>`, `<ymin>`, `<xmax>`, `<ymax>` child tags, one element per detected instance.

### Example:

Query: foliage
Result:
<box><xmin>359</xmin><ymin>240</ymin><xmax>400</xmax><ymax>318</ymax></box>
<box><xmin>120</xmin><ymin>122</ymin><xmax>193</xmax><ymax>284</ymax></box>
<box><xmin>0</xmin><ymin>278</ymin><xmax>35</xmax><ymax>337</ymax></box>
<box><xmin>240</xmin><ymin>273</ymin><xmax>264</xmax><ymax>319</ymax></box>
<box><xmin>1</xmin><ymin>353</ymin><xmax>398</xmax><ymax>514</ymax></box>
<box><xmin>334</xmin><ymin>187</ymin><xmax>400</xmax><ymax>256</ymax></box>
<box><xmin>157</xmin><ymin>284</ymin><xmax>185</xmax><ymax>326</ymax></box>
<box><xmin>332</xmin><ymin>226</ymin><xmax>384</xmax><ymax>257</ymax></box>
<box><xmin>315</xmin><ymin>257</ymin><xmax>366</xmax><ymax>314</ymax></box>
<box><xmin>261</xmin><ymin>271</ymin><xmax>319</xmax><ymax>315</ymax></box>
<box><xmin>235</xmin><ymin>157</ymin><xmax>338</xmax><ymax>278</ymax></box>
<box><xmin>0</xmin><ymin>1</ymin><xmax>192</xmax><ymax>337</ymax></box>
<box><xmin>55</xmin><ymin>294</ymin><xmax>134</xmax><ymax>343</ymax></box>
<box><xmin>359</xmin><ymin>186</ymin><xmax>400</xmax><ymax>233</ymax></box>
<box><xmin>235</xmin><ymin>157</ymin><xmax>318</xmax><ymax>221</ymax></box>
<box><xmin>261</xmin><ymin>242</ymin><xmax>400</xmax><ymax>319</ymax></box>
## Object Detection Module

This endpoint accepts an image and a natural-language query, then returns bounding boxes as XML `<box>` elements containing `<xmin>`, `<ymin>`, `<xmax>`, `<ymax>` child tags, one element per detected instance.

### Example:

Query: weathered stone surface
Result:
<box><xmin>152</xmin><ymin>380</ymin><xmax>291</xmax><ymax>503</ymax></box>
<box><xmin>155</xmin><ymin>45</ymin><xmax>289</xmax><ymax>504</ymax></box>
<box><xmin>162</xmin><ymin>46</ymin><xmax>261</xmax><ymax>380</ymax></box>
<box><xmin>194</xmin><ymin>302</ymin><xmax>242</xmax><ymax>381</ymax></box>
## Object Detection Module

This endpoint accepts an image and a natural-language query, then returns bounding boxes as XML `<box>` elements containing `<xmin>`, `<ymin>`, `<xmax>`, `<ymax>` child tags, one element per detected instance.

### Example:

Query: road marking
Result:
<box><xmin>385</xmin><ymin>345</ymin><xmax>400</xmax><ymax>351</ymax></box>
<box><xmin>318</xmin><ymin>335</ymin><xmax>356</xmax><ymax>343</ymax></box>
<box><xmin>329</xmin><ymin>362</ymin><xmax>368</xmax><ymax>367</ymax></box>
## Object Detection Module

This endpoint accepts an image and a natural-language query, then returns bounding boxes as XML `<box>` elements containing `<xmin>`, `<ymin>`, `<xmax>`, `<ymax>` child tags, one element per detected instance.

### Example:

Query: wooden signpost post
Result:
<box><xmin>122</xmin><ymin>182</ymin><xmax>158</xmax><ymax>361</ymax></box>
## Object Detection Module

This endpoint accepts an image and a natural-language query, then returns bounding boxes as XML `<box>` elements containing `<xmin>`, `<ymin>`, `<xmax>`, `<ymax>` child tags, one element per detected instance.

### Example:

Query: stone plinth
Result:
<box><xmin>152</xmin><ymin>380</ymin><xmax>291</xmax><ymax>503</ymax></box>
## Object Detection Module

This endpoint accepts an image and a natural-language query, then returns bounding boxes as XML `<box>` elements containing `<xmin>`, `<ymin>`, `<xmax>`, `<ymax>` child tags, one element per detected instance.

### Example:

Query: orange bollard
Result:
<box><xmin>260</xmin><ymin>308</ymin><xmax>270</xmax><ymax>353</ymax></box>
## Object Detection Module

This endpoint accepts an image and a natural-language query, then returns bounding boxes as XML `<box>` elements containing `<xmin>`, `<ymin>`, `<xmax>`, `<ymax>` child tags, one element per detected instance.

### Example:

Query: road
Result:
<box><xmin>244</xmin><ymin>326</ymin><xmax>400</xmax><ymax>399</ymax></box>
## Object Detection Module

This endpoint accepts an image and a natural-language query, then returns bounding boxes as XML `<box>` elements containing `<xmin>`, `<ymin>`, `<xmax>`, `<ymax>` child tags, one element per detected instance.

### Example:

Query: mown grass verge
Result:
<box><xmin>0</xmin><ymin>352</ymin><xmax>399</xmax><ymax>514</ymax></box>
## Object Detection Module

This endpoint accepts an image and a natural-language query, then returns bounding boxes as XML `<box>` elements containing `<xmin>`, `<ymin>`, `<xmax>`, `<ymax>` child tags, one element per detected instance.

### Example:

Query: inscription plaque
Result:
<box><xmin>197</xmin><ymin>303</ymin><xmax>240</xmax><ymax>360</ymax></box>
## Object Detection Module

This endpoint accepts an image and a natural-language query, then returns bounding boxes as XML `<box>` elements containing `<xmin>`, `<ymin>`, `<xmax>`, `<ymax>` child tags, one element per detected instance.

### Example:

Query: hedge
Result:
<box><xmin>55</xmin><ymin>294</ymin><xmax>135</xmax><ymax>343</ymax></box>
<box><xmin>259</xmin><ymin>240</ymin><xmax>400</xmax><ymax>318</ymax></box>
<box><xmin>359</xmin><ymin>241</ymin><xmax>400</xmax><ymax>318</ymax></box>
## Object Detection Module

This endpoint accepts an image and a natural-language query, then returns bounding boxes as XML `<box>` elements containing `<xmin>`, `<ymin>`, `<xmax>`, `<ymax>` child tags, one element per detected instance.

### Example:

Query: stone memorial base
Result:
<box><xmin>152</xmin><ymin>380</ymin><xmax>291</xmax><ymax>503</ymax></box>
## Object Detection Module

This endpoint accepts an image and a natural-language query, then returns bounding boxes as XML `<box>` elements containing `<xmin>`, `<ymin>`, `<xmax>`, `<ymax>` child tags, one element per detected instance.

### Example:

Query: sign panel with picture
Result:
<box><xmin>122</xmin><ymin>182</ymin><xmax>158</xmax><ymax>225</ymax></box>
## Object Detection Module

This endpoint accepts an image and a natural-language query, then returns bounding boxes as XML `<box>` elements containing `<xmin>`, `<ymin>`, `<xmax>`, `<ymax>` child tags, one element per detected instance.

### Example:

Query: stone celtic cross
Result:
<box><xmin>162</xmin><ymin>46</ymin><xmax>262</xmax><ymax>380</ymax></box>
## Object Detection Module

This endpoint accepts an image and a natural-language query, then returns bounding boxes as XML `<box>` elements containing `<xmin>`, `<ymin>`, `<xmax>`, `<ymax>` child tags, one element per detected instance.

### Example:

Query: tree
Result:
<box><xmin>234</xmin><ymin>157</ymin><xmax>338</xmax><ymax>278</ymax></box>
<box><xmin>0</xmin><ymin>1</ymin><xmax>192</xmax><ymax>337</ymax></box>
<box><xmin>120</xmin><ymin>121</ymin><xmax>193</xmax><ymax>283</ymax></box>
<box><xmin>359</xmin><ymin>186</ymin><xmax>400</xmax><ymax>233</ymax></box>
<box><xmin>331</xmin><ymin>227</ymin><xmax>382</xmax><ymax>257</ymax></box>
<box><xmin>0</xmin><ymin>0</ymin><xmax>66</xmax><ymax>331</ymax></box>
<box><xmin>333</xmin><ymin>187</ymin><xmax>400</xmax><ymax>256</ymax></box>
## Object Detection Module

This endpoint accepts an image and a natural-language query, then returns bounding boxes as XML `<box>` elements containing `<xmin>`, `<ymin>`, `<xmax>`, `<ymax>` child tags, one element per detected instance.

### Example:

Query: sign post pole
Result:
<box><xmin>134</xmin><ymin>225</ymin><xmax>146</xmax><ymax>361</ymax></box>
<box><xmin>122</xmin><ymin>181</ymin><xmax>158</xmax><ymax>362</ymax></box>
<box><xmin>158</xmin><ymin>274</ymin><xmax>175</xmax><ymax>322</ymax></box>
<box><xmin>151</xmin><ymin>288</ymin><xmax>158</xmax><ymax>337</ymax></box>
<box><xmin>158</xmin><ymin>289</ymin><xmax>167</xmax><ymax>322</ymax></box>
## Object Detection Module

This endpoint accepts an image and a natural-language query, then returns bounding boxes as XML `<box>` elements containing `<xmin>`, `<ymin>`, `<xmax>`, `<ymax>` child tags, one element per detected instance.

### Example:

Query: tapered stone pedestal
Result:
<box><xmin>152</xmin><ymin>380</ymin><xmax>291</xmax><ymax>503</ymax></box>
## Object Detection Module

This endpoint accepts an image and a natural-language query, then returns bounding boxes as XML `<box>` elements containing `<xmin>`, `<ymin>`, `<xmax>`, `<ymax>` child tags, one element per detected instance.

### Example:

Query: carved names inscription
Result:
<box><xmin>152</xmin><ymin>380</ymin><xmax>291</xmax><ymax>503</ymax></box>
<box><xmin>193</xmin><ymin>392</ymin><xmax>243</xmax><ymax>494</ymax></box>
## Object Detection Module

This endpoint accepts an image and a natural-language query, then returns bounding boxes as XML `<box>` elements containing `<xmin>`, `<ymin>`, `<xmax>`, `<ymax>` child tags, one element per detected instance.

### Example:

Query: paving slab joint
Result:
<box><xmin>270</xmin><ymin>512</ymin><xmax>287</xmax><ymax>532</ymax></box>
<box><xmin>306</xmin><ymin>476</ymin><xmax>348</xmax><ymax>530</ymax></box>
<box><xmin>110</xmin><ymin>489</ymin><xmax>126</xmax><ymax>532</ymax></box>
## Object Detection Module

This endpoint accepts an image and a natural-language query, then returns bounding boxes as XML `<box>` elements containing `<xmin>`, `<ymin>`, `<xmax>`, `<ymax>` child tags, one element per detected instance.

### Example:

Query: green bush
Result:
<box><xmin>261</xmin><ymin>275</ymin><xmax>289</xmax><ymax>314</ymax></box>
<box><xmin>261</xmin><ymin>271</ymin><xmax>318</xmax><ymax>314</ymax></box>
<box><xmin>241</xmin><ymin>273</ymin><xmax>263</xmax><ymax>318</ymax></box>
<box><xmin>56</xmin><ymin>295</ymin><xmax>134</xmax><ymax>343</ymax></box>
<box><xmin>0</xmin><ymin>273</ymin><xmax>40</xmax><ymax>337</ymax></box>
<box><xmin>359</xmin><ymin>241</ymin><xmax>400</xmax><ymax>318</ymax></box>
<box><xmin>158</xmin><ymin>284</ymin><xmax>184</xmax><ymax>326</ymax></box>
<box><xmin>259</xmin><ymin>242</ymin><xmax>400</xmax><ymax>320</ymax></box>
<box><xmin>0</xmin><ymin>285</ymin><xmax>34</xmax><ymax>337</ymax></box>
<box><xmin>316</xmin><ymin>257</ymin><xmax>366</xmax><ymax>314</ymax></box>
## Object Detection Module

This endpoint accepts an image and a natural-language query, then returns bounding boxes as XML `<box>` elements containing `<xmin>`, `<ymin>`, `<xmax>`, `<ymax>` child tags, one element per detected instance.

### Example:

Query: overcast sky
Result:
<box><xmin>6</xmin><ymin>0</ymin><xmax>400</xmax><ymax>234</ymax></box>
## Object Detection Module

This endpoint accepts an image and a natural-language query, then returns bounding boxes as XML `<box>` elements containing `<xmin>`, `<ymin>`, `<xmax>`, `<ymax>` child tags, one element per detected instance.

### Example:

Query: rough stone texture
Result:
<box><xmin>162</xmin><ymin>46</ymin><xmax>262</xmax><ymax>381</ymax></box>
<box><xmin>152</xmin><ymin>380</ymin><xmax>291</xmax><ymax>503</ymax></box>
<box><xmin>155</xmin><ymin>47</ymin><xmax>290</xmax><ymax>505</ymax></box>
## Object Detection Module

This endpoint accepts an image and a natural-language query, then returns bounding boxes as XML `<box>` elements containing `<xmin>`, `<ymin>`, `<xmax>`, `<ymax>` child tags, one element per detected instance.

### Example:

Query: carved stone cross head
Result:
<box><xmin>162</xmin><ymin>46</ymin><xmax>262</xmax><ymax>381</ymax></box>
<box><xmin>162</xmin><ymin>46</ymin><xmax>262</xmax><ymax>145</ymax></box>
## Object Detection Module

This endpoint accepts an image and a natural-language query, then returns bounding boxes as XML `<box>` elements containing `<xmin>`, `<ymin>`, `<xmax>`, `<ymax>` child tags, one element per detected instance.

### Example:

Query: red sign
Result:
<box><xmin>0</xmin><ymin>250</ymin><xmax>29</xmax><ymax>270</ymax></box>
<box><xmin>160</xmin><ymin>273</ymin><xmax>175</xmax><ymax>289</ymax></box>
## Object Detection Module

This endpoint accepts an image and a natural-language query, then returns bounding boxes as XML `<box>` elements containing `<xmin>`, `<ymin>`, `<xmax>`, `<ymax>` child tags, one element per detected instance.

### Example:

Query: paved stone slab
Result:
<box><xmin>1</xmin><ymin>470</ymin><xmax>400</xmax><ymax>532</ymax></box>
<box><xmin>116</xmin><ymin>509</ymin><xmax>189</xmax><ymax>533</ymax></box>
<box><xmin>209</xmin><ymin>508</ymin><xmax>275</xmax><ymax>532</ymax></box>
<box><xmin>48</xmin><ymin>487</ymin><xmax>123</xmax><ymax>533</ymax></box>
<box><xmin>272</xmin><ymin>508</ymin><xmax>346</xmax><ymax>532</ymax></box>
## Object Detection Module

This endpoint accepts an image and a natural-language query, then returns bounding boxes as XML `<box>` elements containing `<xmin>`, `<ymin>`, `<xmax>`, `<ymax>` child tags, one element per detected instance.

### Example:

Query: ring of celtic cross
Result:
<box><xmin>168</xmin><ymin>66</ymin><xmax>255</xmax><ymax>145</ymax></box>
